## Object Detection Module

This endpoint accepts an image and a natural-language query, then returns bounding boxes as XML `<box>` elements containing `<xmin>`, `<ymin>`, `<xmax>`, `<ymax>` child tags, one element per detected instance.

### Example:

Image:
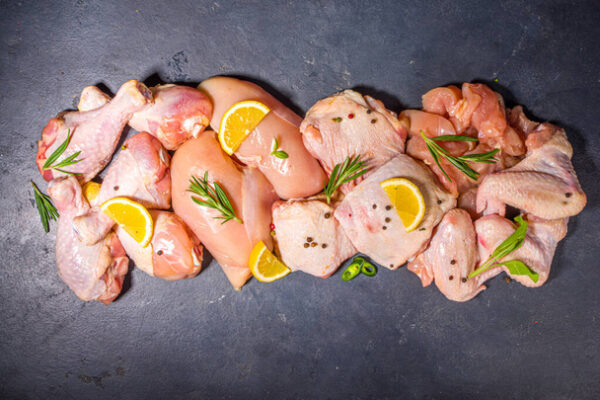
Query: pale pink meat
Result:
<box><xmin>129</xmin><ymin>84</ymin><xmax>213</xmax><ymax>150</ymax></box>
<box><xmin>477</xmin><ymin>124</ymin><xmax>586</xmax><ymax>219</ymax></box>
<box><xmin>198</xmin><ymin>76</ymin><xmax>326</xmax><ymax>199</ymax></box>
<box><xmin>272</xmin><ymin>196</ymin><xmax>356</xmax><ymax>278</ymax></box>
<box><xmin>335</xmin><ymin>155</ymin><xmax>455</xmax><ymax>269</ymax></box>
<box><xmin>48</xmin><ymin>177</ymin><xmax>129</xmax><ymax>304</ymax></box>
<box><xmin>117</xmin><ymin>211</ymin><xmax>203</xmax><ymax>281</ymax></box>
<box><xmin>171</xmin><ymin>132</ymin><xmax>277</xmax><ymax>290</ymax></box>
<box><xmin>408</xmin><ymin>209</ymin><xmax>485</xmax><ymax>302</ymax></box>
<box><xmin>37</xmin><ymin>79</ymin><xmax>152</xmax><ymax>182</ymax></box>
<box><xmin>72</xmin><ymin>132</ymin><xmax>171</xmax><ymax>245</ymax></box>
<box><xmin>300</xmin><ymin>90</ymin><xmax>406</xmax><ymax>193</ymax></box>
<box><xmin>474</xmin><ymin>214</ymin><xmax>568</xmax><ymax>287</ymax></box>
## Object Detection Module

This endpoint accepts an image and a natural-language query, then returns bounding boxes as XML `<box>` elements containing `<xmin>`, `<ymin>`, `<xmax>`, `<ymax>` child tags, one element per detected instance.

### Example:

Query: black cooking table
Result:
<box><xmin>1</xmin><ymin>1</ymin><xmax>599</xmax><ymax>399</ymax></box>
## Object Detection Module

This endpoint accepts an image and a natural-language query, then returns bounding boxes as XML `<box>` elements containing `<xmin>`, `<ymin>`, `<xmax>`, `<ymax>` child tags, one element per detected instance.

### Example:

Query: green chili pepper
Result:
<box><xmin>341</xmin><ymin>260</ymin><xmax>362</xmax><ymax>281</ymax></box>
<box><xmin>360</xmin><ymin>262</ymin><xmax>377</xmax><ymax>277</ymax></box>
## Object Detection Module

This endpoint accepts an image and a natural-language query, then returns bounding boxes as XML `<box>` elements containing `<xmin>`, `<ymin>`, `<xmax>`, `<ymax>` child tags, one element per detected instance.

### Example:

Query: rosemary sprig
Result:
<box><xmin>270</xmin><ymin>137</ymin><xmax>289</xmax><ymax>159</ymax></box>
<box><xmin>31</xmin><ymin>180</ymin><xmax>59</xmax><ymax>233</ymax></box>
<box><xmin>323</xmin><ymin>155</ymin><xmax>369</xmax><ymax>204</ymax></box>
<box><xmin>188</xmin><ymin>172</ymin><xmax>242</xmax><ymax>224</ymax></box>
<box><xmin>43</xmin><ymin>129</ymin><xmax>84</xmax><ymax>176</ymax></box>
<box><xmin>468</xmin><ymin>216</ymin><xmax>538</xmax><ymax>283</ymax></box>
<box><xmin>419</xmin><ymin>130</ymin><xmax>499</xmax><ymax>182</ymax></box>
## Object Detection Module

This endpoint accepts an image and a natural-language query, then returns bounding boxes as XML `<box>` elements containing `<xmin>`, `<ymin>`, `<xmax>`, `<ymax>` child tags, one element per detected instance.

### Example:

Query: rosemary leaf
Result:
<box><xmin>188</xmin><ymin>173</ymin><xmax>242</xmax><ymax>224</ymax></box>
<box><xmin>323</xmin><ymin>154</ymin><xmax>369</xmax><ymax>204</ymax></box>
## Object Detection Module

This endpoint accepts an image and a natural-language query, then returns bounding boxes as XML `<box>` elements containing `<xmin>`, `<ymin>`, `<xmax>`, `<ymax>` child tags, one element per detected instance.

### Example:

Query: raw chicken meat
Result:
<box><xmin>198</xmin><ymin>76</ymin><xmax>326</xmax><ymax>199</ymax></box>
<box><xmin>171</xmin><ymin>132</ymin><xmax>277</xmax><ymax>289</ymax></box>
<box><xmin>474</xmin><ymin>214</ymin><xmax>568</xmax><ymax>287</ymax></box>
<box><xmin>129</xmin><ymin>84</ymin><xmax>213</xmax><ymax>150</ymax></box>
<box><xmin>408</xmin><ymin>209</ymin><xmax>485</xmax><ymax>302</ymax></box>
<box><xmin>300</xmin><ymin>90</ymin><xmax>407</xmax><ymax>193</ymax></box>
<box><xmin>335</xmin><ymin>155</ymin><xmax>455</xmax><ymax>269</ymax></box>
<box><xmin>272</xmin><ymin>196</ymin><xmax>356</xmax><ymax>278</ymax></box>
<box><xmin>48</xmin><ymin>176</ymin><xmax>129</xmax><ymax>304</ymax></box>
<box><xmin>78</xmin><ymin>86</ymin><xmax>111</xmax><ymax>111</ymax></box>
<box><xmin>477</xmin><ymin>124</ymin><xmax>586</xmax><ymax>219</ymax></box>
<box><xmin>72</xmin><ymin>132</ymin><xmax>171</xmax><ymax>245</ymax></box>
<box><xmin>37</xmin><ymin>79</ymin><xmax>152</xmax><ymax>182</ymax></box>
<box><xmin>116</xmin><ymin>211</ymin><xmax>203</xmax><ymax>281</ymax></box>
<box><xmin>420</xmin><ymin>83</ymin><xmax>525</xmax><ymax>156</ymax></box>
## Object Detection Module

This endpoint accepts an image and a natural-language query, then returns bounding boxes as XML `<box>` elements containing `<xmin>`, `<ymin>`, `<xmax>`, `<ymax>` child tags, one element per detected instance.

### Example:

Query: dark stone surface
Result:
<box><xmin>1</xmin><ymin>0</ymin><xmax>599</xmax><ymax>399</ymax></box>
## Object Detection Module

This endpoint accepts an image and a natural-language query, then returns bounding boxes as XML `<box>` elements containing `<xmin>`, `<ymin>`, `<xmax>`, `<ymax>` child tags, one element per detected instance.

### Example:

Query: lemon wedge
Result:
<box><xmin>380</xmin><ymin>178</ymin><xmax>425</xmax><ymax>232</ymax></box>
<box><xmin>100</xmin><ymin>197</ymin><xmax>153</xmax><ymax>247</ymax></box>
<box><xmin>218</xmin><ymin>100</ymin><xmax>270</xmax><ymax>155</ymax></box>
<box><xmin>248</xmin><ymin>240</ymin><xmax>290</xmax><ymax>283</ymax></box>
<box><xmin>82</xmin><ymin>181</ymin><xmax>101</xmax><ymax>204</ymax></box>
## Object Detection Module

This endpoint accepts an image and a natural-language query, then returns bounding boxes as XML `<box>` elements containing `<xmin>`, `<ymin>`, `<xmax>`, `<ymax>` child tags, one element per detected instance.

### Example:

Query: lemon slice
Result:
<box><xmin>82</xmin><ymin>181</ymin><xmax>101</xmax><ymax>204</ymax></box>
<box><xmin>218</xmin><ymin>100</ymin><xmax>270</xmax><ymax>155</ymax></box>
<box><xmin>380</xmin><ymin>178</ymin><xmax>426</xmax><ymax>232</ymax></box>
<box><xmin>100</xmin><ymin>197</ymin><xmax>153</xmax><ymax>247</ymax></box>
<box><xmin>248</xmin><ymin>240</ymin><xmax>291</xmax><ymax>283</ymax></box>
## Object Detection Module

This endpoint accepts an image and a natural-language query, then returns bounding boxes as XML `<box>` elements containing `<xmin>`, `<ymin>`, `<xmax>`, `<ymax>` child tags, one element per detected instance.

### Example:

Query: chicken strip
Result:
<box><xmin>116</xmin><ymin>211</ymin><xmax>203</xmax><ymax>281</ymax></box>
<box><xmin>37</xmin><ymin>79</ymin><xmax>152</xmax><ymax>182</ymax></box>
<box><xmin>198</xmin><ymin>76</ymin><xmax>326</xmax><ymax>199</ymax></box>
<box><xmin>129</xmin><ymin>84</ymin><xmax>213</xmax><ymax>150</ymax></box>
<box><xmin>474</xmin><ymin>214</ymin><xmax>568</xmax><ymax>287</ymax></box>
<box><xmin>300</xmin><ymin>90</ymin><xmax>406</xmax><ymax>193</ymax></box>
<box><xmin>171</xmin><ymin>132</ymin><xmax>277</xmax><ymax>289</ymax></box>
<box><xmin>48</xmin><ymin>176</ymin><xmax>129</xmax><ymax>304</ymax></box>
<box><xmin>408</xmin><ymin>209</ymin><xmax>485</xmax><ymax>302</ymax></box>
<box><xmin>272</xmin><ymin>196</ymin><xmax>356</xmax><ymax>278</ymax></box>
<box><xmin>477</xmin><ymin>124</ymin><xmax>586</xmax><ymax>219</ymax></box>
<box><xmin>335</xmin><ymin>155</ymin><xmax>455</xmax><ymax>269</ymax></box>
<box><xmin>72</xmin><ymin>132</ymin><xmax>171</xmax><ymax>245</ymax></box>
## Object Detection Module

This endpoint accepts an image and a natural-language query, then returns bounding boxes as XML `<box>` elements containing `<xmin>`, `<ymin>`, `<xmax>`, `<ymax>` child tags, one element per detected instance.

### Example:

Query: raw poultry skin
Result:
<box><xmin>117</xmin><ymin>211</ymin><xmax>203</xmax><ymax>281</ymax></box>
<box><xmin>408</xmin><ymin>209</ymin><xmax>485</xmax><ymax>302</ymax></box>
<box><xmin>129</xmin><ymin>84</ymin><xmax>213</xmax><ymax>150</ymax></box>
<box><xmin>335</xmin><ymin>155</ymin><xmax>455</xmax><ymax>269</ymax></box>
<box><xmin>72</xmin><ymin>132</ymin><xmax>171</xmax><ymax>245</ymax></box>
<box><xmin>474</xmin><ymin>214</ymin><xmax>568</xmax><ymax>287</ymax></box>
<box><xmin>36</xmin><ymin>79</ymin><xmax>152</xmax><ymax>182</ymax></box>
<box><xmin>477</xmin><ymin>123</ymin><xmax>586</xmax><ymax>219</ymax></box>
<box><xmin>198</xmin><ymin>76</ymin><xmax>326</xmax><ymax>199</ymax></box>
<box><xmin>300</xmin><ymin>90</ymin><xmax>407</xmax><ymax>193</ymax></box>
<box><xmin>272</xmin><ymin>196</ymin><xmax>356</xmax><ymax>278</ymax></box>
<box><xmin>171</xmin><ymin>132</ymin><xmax>277</xmax><ymax>289</ymax></box>
<box><xmin>48</xmin><ymin>176</ymin><xmax>129</xmax><ymax>304</ymax></box>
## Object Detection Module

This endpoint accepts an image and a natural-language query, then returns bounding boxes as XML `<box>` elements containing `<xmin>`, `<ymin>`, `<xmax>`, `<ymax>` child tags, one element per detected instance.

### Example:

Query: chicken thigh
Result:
<box><xmin>48</xmin><ymin>176</ymin><xmax>129</xmax><ymax>304</ymax></box>
<box><xmin>408</xmin><ymin>209</ymin><xmax>485</xmax><ymax>302</ymax></box>
<box><xmin>477</xmin><ymin>124</ymin><xmax>586</xmax><ymax>219</ymax></box>
<box><xmin>335</xmin><ymin>155</ymin><xmax>455</xmax><ymax>269</ymax></box>
<box><xmin>171</xmin><ymin>132</ymin><xmax>277</xmax><ymax>289</ymax></box>
<box><xmin>199</xmin><ymin>76</ymin><xmax>326</xmax><ymax>199</ymax></box>
<box><xmin>116</xmin><ymin>211</ymin><xmax>203</xmax><ymax>280</ymax></box>
<box><xmin>129</xmin><ymin>84</ymin><xmax>213</xmax><ymax>150</ymax></box>
<box><xmin>300</xmin><ymin>90</ymin><xmax>406</xmax><ymax>193</ymax></box>
<box><xmin>72</xmin><ymin>132</ymin><xmax>171</xmax><ymax>245</ymax></box>
<box><xmin>37</xmin><ymin>79</ymin><xmax>152</xmax><ymax>182</ymax></box>
<box><xmin>272</xmin><ymin>196</ymin><xmax>356</xmax><ymax>278</ymax></box>
<box><xmin>474</xmin><ymin>214</ymin><xmax>568</xmax><ymax>287</ymax></box>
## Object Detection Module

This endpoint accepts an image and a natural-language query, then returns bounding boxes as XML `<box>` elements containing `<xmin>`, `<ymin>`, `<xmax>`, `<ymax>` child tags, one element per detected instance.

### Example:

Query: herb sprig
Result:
<box><xmin>468</xmin><ymin>216</ymin><xmax>539</xmax><ymax>283</ymax></box>
<box><xmin>188</xmin><ymin>172</ymin><xmax>242</xmax><ymax>224</ymax></box>
<box><xmin>43</xmin><ymin>129</ymin><xmax>84</xmax><ymax>175</ymax></box>
<box><xmin>419</xmin><ymin>131</ymin><xmax>499</xmax><ymax>182</ymax></box>
<box><xmin>31</xmin><ymin>180</ymin><xmax>59</xmax><ymax>233</ymax></box>
<box><xmin>323</xmin><ymin>155</ymin><xmax>369</xmax><ymax>204</ymax></box>
<box><xmin>270</xmin><ymin>137</ymin><xmax>289</xmax><ymax>159</ymax></box>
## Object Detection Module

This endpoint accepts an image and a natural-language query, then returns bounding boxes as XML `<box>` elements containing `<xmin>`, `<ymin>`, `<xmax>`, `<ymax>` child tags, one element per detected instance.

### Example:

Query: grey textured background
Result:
<box><xmin>1</xmin><ymin>1</ymin><xmax>599</xmax><ymax>399</ymax></box>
